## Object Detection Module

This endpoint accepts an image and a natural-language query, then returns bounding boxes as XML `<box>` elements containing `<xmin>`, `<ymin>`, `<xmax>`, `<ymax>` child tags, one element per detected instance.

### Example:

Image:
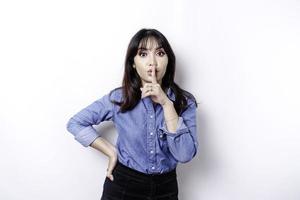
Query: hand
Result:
<box><xmin>106</xmin><ymin>149</ymin><xmax>118</xmax><ymax>181</ymax></box>
<box><xmin>140</xmin><ymin>65</ymin><xmax>170</xmax><ymax>106</ymax></box>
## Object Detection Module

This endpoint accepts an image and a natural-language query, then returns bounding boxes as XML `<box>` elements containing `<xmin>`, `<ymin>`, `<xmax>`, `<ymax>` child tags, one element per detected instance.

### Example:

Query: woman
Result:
<box><xmin>66</xmin><ymin>28</ymin><xmax>199</xmax><ymax>200</ymax></box>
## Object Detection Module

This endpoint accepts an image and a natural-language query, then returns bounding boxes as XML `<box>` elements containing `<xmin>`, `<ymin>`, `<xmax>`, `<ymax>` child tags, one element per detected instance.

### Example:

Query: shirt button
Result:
<box><xmin>150</xmin><ymin>132</ymin><xmax>153</xmax><ymax>135</ymax></box>
<box><xmin>150</xmin><ymin>150</ymin><xmax>154</xmax><ymax>154</ymax></box>
<box><xmin>159</xmin><ymin>134</ymin><xmax>163</xmax><ymax>138</ymax></box>
<box><xmin>151</xmin><ymin>166</ymin><xmax>155</xmax><ymax>170</ymax></box>
<box><xmin>150</xmin><ymin>115</ymin><xmax>153</xmax><ymax>118</ymax></box>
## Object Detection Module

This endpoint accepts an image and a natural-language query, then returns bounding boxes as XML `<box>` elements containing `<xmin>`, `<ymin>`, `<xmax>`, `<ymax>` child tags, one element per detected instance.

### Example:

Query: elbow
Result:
<box><xmin>179</xmin><ymin>150</ymin><xmax>196</xmax><ymax>163</ymax></box>
<box><xmin>66</xmin><ymin>117</ymin><xmax>82</xmax><ymax>138</ymax></box>
<box><xmin>174</xmin><ymin>146</ymin><xmax>197</xmax><ymax>163</ymax></box>
<box><xmin>66</xmin><ymin>117</ymin><xmax>75</xmax><ymax>134</ymax></box>
<box><xmin>168</xmin><ymin>134</ymin><xmax>199</xmax><ymax>163</ymax></box>
<box><xmin>66</xmin><ymin>119</ymin><xmax>100</xmax><ymax>148</ymax></box>
<box><xmin>178</xmin><ymin>156</ymin><xmax>192</xmax><ymax>163</ymax></box>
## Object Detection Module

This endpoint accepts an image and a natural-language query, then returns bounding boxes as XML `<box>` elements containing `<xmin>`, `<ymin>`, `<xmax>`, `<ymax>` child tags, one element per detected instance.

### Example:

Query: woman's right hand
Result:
<box><xmin>106</xmin><ymin>149</ymin><xmax>118</xmax><ymax>181</ymax></box>
<box><xmin>89</xmin><ymin>137</ymin><xmax>118</xmax><ymax>181</ymax></box>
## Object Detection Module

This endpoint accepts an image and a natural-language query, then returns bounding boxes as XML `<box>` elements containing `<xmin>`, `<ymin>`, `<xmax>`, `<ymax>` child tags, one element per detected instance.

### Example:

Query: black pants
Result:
<box><xmin>100</xmin><ymin>160</ymin><xmax>178</xmax><ymax>200</ymax></box>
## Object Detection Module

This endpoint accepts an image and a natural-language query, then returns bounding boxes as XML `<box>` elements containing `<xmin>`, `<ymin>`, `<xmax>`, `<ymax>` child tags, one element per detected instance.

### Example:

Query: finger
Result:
<box><xmin>141</xmin><ymin>87</ymin><xmax>149</xmax><ymax>98</ymax></box>
<box><xmin>140</xmin><ymin>87</ymin><xmax>145</xmax><ymax>98</ymax></box>
<box><xmin>110</xmin><ymin>174</ymin><xmax>114</xmax><ymax>181</ymax></box>
<box><xmin>141</xmin><ymin>86</ymin><xmax>152</xmax><ymax>96</ymax></box>
<box><xmin>107</xmin><ymin>173</ymin><xmax>114</xmax><ymax>181</ymax></box>
<box><xmin>141</xmin><ymin>88</ymin><xmax>147</xmax><ymax>98</ymax></box>
<box><xmin>143</xmin><ymin>88</ymin><xmax>153</xmax><ymax>98</ymax></box>
<box><xmin>151</xmin><ymin>65</ymin><xmax>157</xmax><ymax>84</ymax></box>
<box><xmin>106</xmin><ymin>168</ymin><xmax>114</xmax><ymax>181</ymax></box>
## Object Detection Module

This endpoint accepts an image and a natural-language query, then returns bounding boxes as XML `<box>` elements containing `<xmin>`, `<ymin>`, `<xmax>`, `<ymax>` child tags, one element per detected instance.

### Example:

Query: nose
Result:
<box><xmin>149</xmin><ymin>53</ymin><xmax>157</xmax><ymax>67</ymax></box>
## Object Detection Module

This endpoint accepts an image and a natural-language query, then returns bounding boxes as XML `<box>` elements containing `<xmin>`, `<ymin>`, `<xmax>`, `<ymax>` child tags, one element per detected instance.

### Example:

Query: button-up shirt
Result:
<box><xmin>66</xmin><ymin>87</ymin><xmax>199</xmax><ymax>174</ymax></box>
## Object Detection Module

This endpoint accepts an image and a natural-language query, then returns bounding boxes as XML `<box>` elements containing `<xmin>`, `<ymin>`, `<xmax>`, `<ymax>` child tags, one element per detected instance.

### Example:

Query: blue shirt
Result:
<box><xmin>66</xmin><ymin>87</ymin><xmax>199</xmax><ymax>174</ymax></box>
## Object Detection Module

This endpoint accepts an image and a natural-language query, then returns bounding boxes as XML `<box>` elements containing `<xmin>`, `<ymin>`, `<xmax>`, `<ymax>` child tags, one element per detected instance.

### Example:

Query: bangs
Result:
<box><xmin>138</xmin><ymin>36</ymin><xmax>164</xmax><ymax>50</ymax></box>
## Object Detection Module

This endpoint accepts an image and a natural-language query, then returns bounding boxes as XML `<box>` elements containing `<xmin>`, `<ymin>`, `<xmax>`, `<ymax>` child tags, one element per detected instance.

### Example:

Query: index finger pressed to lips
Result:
<box><xmin>151</xmin><ymin>65</ymin><xmax>157</xmax><ymax>84</ymax></box>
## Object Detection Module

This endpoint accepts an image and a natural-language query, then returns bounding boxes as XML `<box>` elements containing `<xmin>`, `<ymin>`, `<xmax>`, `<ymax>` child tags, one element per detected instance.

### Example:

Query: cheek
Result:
<box><xmin>133</xmin><ymin>60</ymin><xmax>146</xmax><ymax>74</ymax></box>
<box><xmin>133</xmin><ymin>56</ymin><xmax>145</xmax><ymax>67</ymax></box>
<box><xmin>136</xmin><ymin>68</ymin><xmax>145</xmax><ymax>77</ymax></box>
<box><xmin>159</xmin><ymin>57</ymin><xmax>168</xmax><ymax>67</ymax></box>
<box><xmin>134</xmin><ymin>65</ymin><xmax>148</xmax><ymax>78</ymax></box>
<box><xmin>159</xmin><ymin>68</ymin><xmax>167</xmax><ymax>79</ymax></box>
<box><xmin>158</xmin><ymin>58</ymin><xmax>168</xmax><ymax>74</ymax></box>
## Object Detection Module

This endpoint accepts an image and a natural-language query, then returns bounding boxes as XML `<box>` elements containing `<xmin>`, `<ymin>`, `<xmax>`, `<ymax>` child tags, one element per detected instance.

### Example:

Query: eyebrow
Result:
<box><xmin>138</xmin><ymin>46</ymin><xmax>163</xmax><ymax>50</ymax></box>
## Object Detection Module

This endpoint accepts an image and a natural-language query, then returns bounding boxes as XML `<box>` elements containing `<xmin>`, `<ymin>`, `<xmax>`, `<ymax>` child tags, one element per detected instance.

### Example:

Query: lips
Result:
<box><xmin>147</xmin><ymin>70</ymin><xmax>158</xmax><ymax>73</ymax></box>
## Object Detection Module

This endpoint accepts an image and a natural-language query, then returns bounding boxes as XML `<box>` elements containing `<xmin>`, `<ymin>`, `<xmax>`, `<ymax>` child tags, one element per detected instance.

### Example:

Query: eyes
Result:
<box><xmin>138</xmin><ymin>50</ymin><xmax>166</xmax><ymax>57</ymax></box>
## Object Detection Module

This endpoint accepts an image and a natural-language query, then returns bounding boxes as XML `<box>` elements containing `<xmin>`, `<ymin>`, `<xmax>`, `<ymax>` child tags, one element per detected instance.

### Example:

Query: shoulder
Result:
<box><xmin>107</xmin><ymin>86</ymin><xmax>123</xmax><ymax>102</ymax></box>
<box><xmin>181</xmin><ymin>89</ymin><xmax>198</xmax><ymax>108</ymax></box>
<box><xmin>177</xmin><ymin>86</ymin><xmax>198</xmax><ymax>107</ymax></box>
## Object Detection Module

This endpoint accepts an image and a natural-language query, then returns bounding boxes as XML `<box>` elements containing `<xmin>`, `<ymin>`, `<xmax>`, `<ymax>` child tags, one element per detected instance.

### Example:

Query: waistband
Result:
<box><xmin>114</xmin><ymin>160</ymin><xmax>177</xmax><ymax>182</ymax></box>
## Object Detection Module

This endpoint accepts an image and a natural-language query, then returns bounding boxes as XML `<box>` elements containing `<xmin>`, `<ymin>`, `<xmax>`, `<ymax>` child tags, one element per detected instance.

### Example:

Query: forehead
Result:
<box><xmin>138</xmin><ymin>37</ymin><xmax>162</xmax><ymax>50</ymax></box>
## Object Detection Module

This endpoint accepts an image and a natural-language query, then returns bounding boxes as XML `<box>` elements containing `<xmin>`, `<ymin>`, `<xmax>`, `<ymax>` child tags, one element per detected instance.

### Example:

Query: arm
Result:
<box><xmin>90</xmin><ymin>137</ymin><xmax>117</xmax><ymax>157</ymax></box>
<box><xmin>66</xmin><ymin>91</ymin><xmax>119</xmax><ymax>181</ymax></box>
<box><xmin>90</xmin><ymin>137</ymin><xmax>118</xmax><ymax>181</ymax></box>
<box><xmin>162</xmin><ymin>99</ymin><xmax>179</xmax><ymax>133</ymax></box>
<box><xmin>66</xmin><ymin>93</ymin><xmax>114</xmax><ymax>147</ymax></box>
<box><xmin>160</xmin><ymin>98</ymin><xmax>199</xmax><ymax>163</ymax></box>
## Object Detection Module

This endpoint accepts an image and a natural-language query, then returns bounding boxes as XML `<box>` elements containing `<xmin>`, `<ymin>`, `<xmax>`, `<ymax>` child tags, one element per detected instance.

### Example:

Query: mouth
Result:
<box><xmin>147</xmin><ymin>70</ymin><xmax>158</xmax><ymax>73</ymax></box>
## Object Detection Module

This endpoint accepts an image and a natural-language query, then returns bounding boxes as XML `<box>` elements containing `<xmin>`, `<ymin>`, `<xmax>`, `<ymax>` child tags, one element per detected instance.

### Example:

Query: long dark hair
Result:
<box><xmin>110</xmin><ymin>28</ymin><xmax>198</xmax><ymax>115</ymax></box>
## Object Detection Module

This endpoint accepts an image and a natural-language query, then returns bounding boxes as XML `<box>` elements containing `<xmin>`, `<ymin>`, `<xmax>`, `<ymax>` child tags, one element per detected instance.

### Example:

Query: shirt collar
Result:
<box><xmin>166</xmin><ymin>87</ymin><xmax>176</xmax><ymax>101</ymax></box>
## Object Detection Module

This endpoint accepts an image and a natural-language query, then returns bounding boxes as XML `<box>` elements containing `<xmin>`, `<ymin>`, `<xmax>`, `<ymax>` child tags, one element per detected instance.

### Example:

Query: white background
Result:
<box><xmin>0</xmin><ymin>0</ymin><xmax>300</xmax><ymax>199</ymax></box>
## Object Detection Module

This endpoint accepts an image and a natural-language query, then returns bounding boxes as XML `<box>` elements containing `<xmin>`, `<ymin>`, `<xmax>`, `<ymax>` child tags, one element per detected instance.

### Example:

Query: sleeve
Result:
<box><xmin>66</xmin><ymin>92</ymin><xmax>115</xmax><ymax>147</ymax></box>
<box><xmin>158</xmin><ymin>99</ymin><xmax>199</xmax><ymax>163</ymax></box>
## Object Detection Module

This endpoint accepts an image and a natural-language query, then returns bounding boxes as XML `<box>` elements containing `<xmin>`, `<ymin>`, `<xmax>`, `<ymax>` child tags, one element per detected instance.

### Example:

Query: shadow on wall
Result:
<box><xmin>175</xmin><ymin>55</ymin><xmax>220</xmax><ymax>187</ymax></box>
<box><xmin>176</xmin><ymin>96</ymin><xmax>220</xmax><ymax>199</ymax></box>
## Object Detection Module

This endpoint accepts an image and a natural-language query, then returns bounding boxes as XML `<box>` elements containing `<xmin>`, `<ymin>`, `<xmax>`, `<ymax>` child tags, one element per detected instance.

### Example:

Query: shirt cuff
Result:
<box><xmin>159</xmin><ymin>116</ymin><xmax>190</xmax><ymax>137</ymax></box>
<box><xmin>75</xmin><ymin>126</ymin><xmax>100</xmax><ymax>147</ymax></box>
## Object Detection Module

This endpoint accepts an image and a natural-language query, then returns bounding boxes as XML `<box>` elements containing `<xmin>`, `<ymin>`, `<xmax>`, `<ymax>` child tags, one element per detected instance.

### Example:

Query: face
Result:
<box><xmin>133</xmin><ymin>37</ymin><xmax>168</xmax><ymax>86</ymax></box>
